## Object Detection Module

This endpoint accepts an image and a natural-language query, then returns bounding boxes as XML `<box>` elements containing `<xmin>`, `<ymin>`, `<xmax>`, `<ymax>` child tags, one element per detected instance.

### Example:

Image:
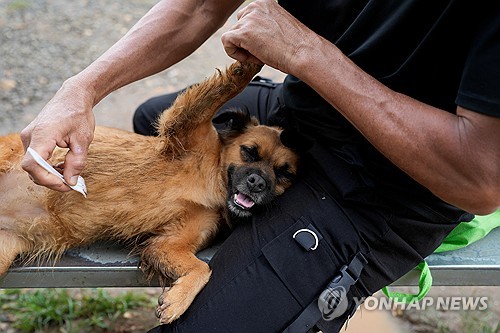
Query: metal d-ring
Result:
<box><xmin>292</xmin><ymin>228</ymin><xmax>319</xmax><ymax>251</ymax></box>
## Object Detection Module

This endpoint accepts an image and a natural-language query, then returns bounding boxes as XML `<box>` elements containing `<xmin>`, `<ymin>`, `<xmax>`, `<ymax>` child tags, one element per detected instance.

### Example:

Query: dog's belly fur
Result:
<box><xmin>0</xmin><ymin>127</ymin><xmax>225</xmax><ymax>257</ymax></box>
<box><xmin>0</xmin><ymin>170</ymin><xmax>49</xmax><ymax>231</ymax></box>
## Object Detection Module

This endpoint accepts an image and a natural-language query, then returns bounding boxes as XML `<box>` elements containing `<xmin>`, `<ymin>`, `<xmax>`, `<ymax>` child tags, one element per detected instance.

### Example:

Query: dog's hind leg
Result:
<box><xmin>0</xmin><ymin>230</ymin><xmax>30</xmax><ymax>276</ymax></box>
<box><xmin>155</xmin><ymin>61</ymin><xmax>263</xmax><ymax>156</ymax></box>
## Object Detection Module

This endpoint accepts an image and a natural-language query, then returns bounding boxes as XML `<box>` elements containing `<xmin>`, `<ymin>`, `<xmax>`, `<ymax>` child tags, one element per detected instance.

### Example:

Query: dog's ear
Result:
<box><xmin>213</xmin><ymin>107</ymin><xmax>258</xmax><ymax>142</ymax></box>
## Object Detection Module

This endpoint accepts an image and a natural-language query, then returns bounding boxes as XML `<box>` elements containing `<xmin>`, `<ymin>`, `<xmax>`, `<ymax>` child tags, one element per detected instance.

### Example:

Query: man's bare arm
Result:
<box><xmin>299</xmin><ymin>45</ymin><xmax>500</xmax><ymax>214</ymax></box>
<box><xmin>222</xmin><ymin>0</ymin><xmax>500</xmax><ymax>214</ymax></box>
<box><xmin>21</xmin><ymin>0</ymin><xmax>243</xmax><ymax>191</ymax></box>
<box><xmin>79</xmin><ymin>0</ymin><xmax>244</xmax><ymax>105</ymax></box>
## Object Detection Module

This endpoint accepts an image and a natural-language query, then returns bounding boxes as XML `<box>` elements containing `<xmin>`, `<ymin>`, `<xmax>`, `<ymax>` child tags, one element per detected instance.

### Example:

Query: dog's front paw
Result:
<box><xmin>154</xmin><ymin>272</ymin><xmax>209</xmax><ymax>324</ymax></box>
<box><xmin>155</xmin><ymin>286</ymin><xmax>188</xmax><ymax>324</ymax></box>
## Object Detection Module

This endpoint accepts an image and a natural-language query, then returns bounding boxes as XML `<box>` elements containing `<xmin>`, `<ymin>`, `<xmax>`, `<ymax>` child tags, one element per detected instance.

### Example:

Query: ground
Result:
<box><xmin>0</xmin><ymin>1</ymin><xmax>498</xmax><ymax>332</ymax></box>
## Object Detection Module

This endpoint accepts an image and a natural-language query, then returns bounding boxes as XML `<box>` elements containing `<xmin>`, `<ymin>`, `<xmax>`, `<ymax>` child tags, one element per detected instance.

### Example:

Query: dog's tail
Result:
<box><xmin>155</xmin><ymin>61</ymin><xmax>263</xmax><ymax>157</ymax></box>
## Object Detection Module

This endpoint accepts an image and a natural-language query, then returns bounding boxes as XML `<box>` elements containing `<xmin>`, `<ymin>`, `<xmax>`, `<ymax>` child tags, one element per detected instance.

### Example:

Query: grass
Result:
<box><xmin>2</xmin><ymin>288</ymin><xmax>498</xmax><ymax>332</ymax></box>
<box><xmin>0</xmin><ymin>288</ymin><xmax>155</xmax><ymax>332</ymax></box>
<box><xmin>459</xmin><ymin>311</ymin><xmax>500</xmax><ymax>333</ymax></box>
<box><xmin>7</xmin><ymin>0</ymin><xmax>30</xmax><ymax>12</ymax></box>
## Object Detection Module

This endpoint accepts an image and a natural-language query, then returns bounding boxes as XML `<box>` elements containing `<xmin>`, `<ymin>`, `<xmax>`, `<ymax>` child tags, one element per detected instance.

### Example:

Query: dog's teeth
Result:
<box><xmin>233</xmin><ymin>192</ymin><xmax>255</xmax><ymax>209</ymax></box>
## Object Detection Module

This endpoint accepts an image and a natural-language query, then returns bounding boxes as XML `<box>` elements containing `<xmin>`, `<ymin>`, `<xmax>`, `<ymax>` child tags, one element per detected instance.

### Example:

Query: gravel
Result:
<box><xmin>0</xmin><ymin>0</ymin><xmax>285</xmax><ymax>135</ymax></box>
<box><xmin>0</xmin><ymin>0</ymin><xmax>163</xmax><ymax>133</ymax></box>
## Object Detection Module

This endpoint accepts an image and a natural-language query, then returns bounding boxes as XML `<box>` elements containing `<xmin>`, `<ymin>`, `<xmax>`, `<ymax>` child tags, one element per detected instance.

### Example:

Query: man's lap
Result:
<box><xmin>135</xmin><ymin>80</ymin><xmax>462</xmax><ymax>332</ymax></box>
<box><xmin>147</xmin><ymin>151</ymin><xmax>456</xmax><ymax>332</ymax></box>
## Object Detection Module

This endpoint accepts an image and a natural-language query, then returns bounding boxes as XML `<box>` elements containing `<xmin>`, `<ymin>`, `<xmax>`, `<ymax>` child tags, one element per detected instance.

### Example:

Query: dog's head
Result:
<box><xmin>213</xmin><ymin>109</ymin><xmax>300</xmax><ymax>218</ymax></box>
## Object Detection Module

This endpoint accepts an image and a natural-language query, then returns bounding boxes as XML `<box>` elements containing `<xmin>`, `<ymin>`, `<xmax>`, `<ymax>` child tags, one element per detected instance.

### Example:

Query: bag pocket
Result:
<box><xmin>261</xmin><ymin>215</ymin><xmax>362</xmax><ymax>307</ymax></box>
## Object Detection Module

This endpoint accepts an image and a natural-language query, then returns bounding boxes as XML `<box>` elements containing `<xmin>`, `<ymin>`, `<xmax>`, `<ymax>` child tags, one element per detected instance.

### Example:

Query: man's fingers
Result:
<box><xmin>223</xmin><ymin>42</ymin><xmax>250</xmax><ymax>63</ymax></box>
<box><xmin>221</xmin><ymin>31</ymin><xmax>264</xmax><ymax>65</ymax></box>
<box><xmin>19</xmin><ymin>126</ymin><xmax>32</xmax><ymax>153</ymax></box>
<box><xmin>21</xmin><ymin>139</ymin><xmax>64</xmax><ymax>189</ymax></box>
<box><xmin>21</xmin><ymin>151</ymin><xmax>71</xmax><ymax>192</ymax></box>
<box><xmin>236</xmin><ymin>4</ymin><xmax>251</xmax><ymax>20</ymax></box>
<box><xmin>223</xmin><ymin>42</ymin><xmax>264</xmax><ymax>65</ymax></box>
<box><xmin>63</xmin><ymin>144</ymin><xmax>88</xmax><ymax>186</ymax></box>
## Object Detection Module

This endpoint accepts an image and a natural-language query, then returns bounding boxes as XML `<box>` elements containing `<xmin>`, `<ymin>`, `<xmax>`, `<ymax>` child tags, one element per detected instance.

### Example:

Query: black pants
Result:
<box><xmin>134</xmin><ymin>79</ymin><xmax>465</xmax><ymax>333</ymax></box>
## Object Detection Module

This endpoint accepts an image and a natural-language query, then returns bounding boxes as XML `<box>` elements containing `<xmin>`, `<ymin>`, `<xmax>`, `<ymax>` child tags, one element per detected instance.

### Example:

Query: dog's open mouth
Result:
<box><xmin>233</xmin><ymin>192</ymin><xmax>255</xmax><ymax>210</ymax></box>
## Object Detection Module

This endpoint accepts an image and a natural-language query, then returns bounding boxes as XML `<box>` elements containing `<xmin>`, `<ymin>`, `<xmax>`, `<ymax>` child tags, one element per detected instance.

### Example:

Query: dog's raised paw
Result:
<box><xmin>233</xmin><ymin>66</ymin><xmax>243</xmax><ymax>76</ymax></box>
<box><xmin>231</xmin><ymin>61</ymin><xmax>263</xmax><ymax>79</ymax></box>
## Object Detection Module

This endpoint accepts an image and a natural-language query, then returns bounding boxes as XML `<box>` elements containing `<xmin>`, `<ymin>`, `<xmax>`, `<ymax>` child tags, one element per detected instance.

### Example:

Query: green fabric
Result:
<box><xmin>382</xmin><ymin>210</ymin><xmax>500</xmax><ymax>304</ymax></box>
<box><xmin>381</xmin><ymin>261</ymin><xmax>432</xmax><ymax>303</ymax></box>
<box><xmin>435</xmin><ymin>210</ymin><xmax>500</xmax><ymax>253</ymax></box>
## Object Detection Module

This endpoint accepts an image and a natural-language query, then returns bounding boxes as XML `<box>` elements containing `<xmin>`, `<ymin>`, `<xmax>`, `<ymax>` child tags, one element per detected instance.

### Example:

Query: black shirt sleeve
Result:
<box><xmin>456</xmin><ymin>7</ymin><xmax>500</xmax><ymax>117</ymax></box>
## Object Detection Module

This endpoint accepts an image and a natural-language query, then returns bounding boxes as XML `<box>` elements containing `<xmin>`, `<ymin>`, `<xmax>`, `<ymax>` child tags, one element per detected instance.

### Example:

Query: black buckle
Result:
<box><xmin>318</xmin><ymin>265</ymin><xmax>355</xmax><ymax>310</ymax></box>
<box><xmin>317</xmin><ymin>253</ymin><xmax>367</xmax><ymax>320</ymax></box>
<box><xmin>282</xmin><ymin>253</ymin><xmax>368</xmax><ymax>331</ymax></box>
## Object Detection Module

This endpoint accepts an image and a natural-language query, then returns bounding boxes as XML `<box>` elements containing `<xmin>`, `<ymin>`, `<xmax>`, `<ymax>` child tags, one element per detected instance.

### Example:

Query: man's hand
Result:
<box><xmin>221</xmin><ymin>0</ymin><xmax>320</xmax><ymax>74</ymax></box>
<box><xmin>18</xmin><ymin>0</ymin><xmax>242</xmax><ymax>192</ymax></box>
<box><xmin>20</xmin><ymin>80</ymin><xmax>95</xmax><ymax>192</ymax></box>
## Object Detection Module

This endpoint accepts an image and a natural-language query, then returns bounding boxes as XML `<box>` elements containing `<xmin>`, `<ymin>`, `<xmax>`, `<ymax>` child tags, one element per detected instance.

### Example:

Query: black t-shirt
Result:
<box><xmin>278</xmin><ymin>0</ymin><xmax>500</xmax><ymax>219</ymax></box>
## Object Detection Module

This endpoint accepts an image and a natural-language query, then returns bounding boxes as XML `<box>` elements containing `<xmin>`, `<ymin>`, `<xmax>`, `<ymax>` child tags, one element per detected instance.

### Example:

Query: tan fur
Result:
<box><xmin>0</xmin><ymin>62</ymin><xmax>299</xmax><ymax>323</ymax></box>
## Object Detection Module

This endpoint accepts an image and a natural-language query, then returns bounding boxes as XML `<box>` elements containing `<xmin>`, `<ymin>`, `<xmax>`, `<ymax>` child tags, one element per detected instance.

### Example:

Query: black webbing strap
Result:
<box><xmin>283</xmin><ymin>252</ymin><xmax>368</xmax><ymax>333</ymax></box>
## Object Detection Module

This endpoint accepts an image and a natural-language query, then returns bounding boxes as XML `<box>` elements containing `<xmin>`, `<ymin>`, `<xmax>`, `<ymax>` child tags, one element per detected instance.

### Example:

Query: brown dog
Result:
<box><xmin>0</xmin><ymin>61</ymin><xmax>299</xmax><ymax>323</ymax></box>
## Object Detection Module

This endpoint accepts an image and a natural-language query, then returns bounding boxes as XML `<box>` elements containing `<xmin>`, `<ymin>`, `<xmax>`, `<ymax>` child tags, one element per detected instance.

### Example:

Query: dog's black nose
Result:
<box><xmin>247</xmin><ymin>173</ymin><xmax>266</xmax><ymax>193</ymax></box>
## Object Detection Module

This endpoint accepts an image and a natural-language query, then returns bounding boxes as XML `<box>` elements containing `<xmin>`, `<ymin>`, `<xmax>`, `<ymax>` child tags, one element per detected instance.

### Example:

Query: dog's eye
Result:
<box><xmin>275</xmin><ymin>164</ymin><xmax>295</xmax><ymax>183</ymax></box>
<box><xmin>240</xmin><ymin>145</ymin><xmax>260</xmax><ymax>162</ymax></box>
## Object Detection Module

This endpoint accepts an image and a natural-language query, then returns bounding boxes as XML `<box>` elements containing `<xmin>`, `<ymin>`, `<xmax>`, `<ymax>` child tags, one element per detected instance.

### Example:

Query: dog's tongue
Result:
<box><xmin>234</xmin><ymin>192</ymin><xmax>255</xmax><ymax>209</ymax></box>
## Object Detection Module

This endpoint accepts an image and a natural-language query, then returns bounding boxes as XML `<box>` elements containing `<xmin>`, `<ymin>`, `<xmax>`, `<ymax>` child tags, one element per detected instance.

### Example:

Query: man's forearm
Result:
<box><xmin>71</xmin><ymin>0</ymin><xmax>243</xmax><ymax>106</ymax></box>
<box><xmin>292</xmin><ymin>35</ymin><xmax>500</xmax><ymax>214</ymax></box>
